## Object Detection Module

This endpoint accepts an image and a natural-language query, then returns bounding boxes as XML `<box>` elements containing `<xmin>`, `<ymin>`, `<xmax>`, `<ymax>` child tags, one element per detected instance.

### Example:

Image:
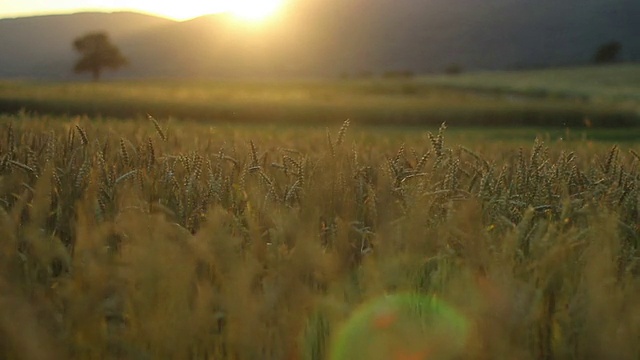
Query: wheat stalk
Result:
<box><xmin>74</xmin><ymin>124</ymin><xmax>88</xmax><ymax>146</ymax></box>
<box><xmin>336</xmin><ymin>119</ymin><xmax>350</xmax><ymax>145</ymax></box>
<box><xmin>148</xmin><ymin>114</ymin><xmax>167</xmax><ymax>141</ymax></box>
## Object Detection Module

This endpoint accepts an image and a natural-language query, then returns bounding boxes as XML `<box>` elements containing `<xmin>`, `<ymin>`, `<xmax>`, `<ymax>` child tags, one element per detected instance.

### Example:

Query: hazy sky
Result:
<box><xmin>0</xmin><ymin>0</ymin><xmax>251</xmax><ymax>21</ymax></box>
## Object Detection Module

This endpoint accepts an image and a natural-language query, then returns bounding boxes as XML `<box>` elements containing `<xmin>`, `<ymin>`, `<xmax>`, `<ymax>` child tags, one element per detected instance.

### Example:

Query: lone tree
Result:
<box><xmin>73</xmin><ymin>32</ymin><xmax>128</xmax><ymax>81</ymax></box>
<box><xmin>593</xmin><ymin>41</ymin><xmax>622</xmax><ymax>64</ymax></box>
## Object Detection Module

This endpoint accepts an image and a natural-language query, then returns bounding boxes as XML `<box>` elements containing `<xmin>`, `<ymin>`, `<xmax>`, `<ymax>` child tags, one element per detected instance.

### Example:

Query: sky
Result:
<box><xmin>0</xmin><ymin>0</ymin><xmax>286</xmax><ymax>21</ymax></box>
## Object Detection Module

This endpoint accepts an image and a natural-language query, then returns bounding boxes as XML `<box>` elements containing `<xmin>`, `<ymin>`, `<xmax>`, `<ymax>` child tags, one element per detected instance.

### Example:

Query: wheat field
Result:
<box><xmin>1</xmin><ymin>114</ymin><xmax>640</xmax><ymax>359</ymax></box>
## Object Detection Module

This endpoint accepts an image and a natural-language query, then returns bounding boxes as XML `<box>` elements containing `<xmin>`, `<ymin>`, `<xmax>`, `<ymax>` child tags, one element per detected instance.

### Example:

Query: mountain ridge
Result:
<box><xmin>1</xmin><ymin>1</ymin><xmax>638</xmax><ymax>80</ymax></box>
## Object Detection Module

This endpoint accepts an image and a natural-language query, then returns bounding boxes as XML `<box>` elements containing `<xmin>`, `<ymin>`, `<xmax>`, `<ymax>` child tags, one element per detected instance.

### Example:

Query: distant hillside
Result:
<box><xmin>0</xmin><ymin>12</ymin><xmax>172</xmax><ymax>78</ymax></box>
<box><xmin>0</xmin><ymin>0</ymin><xmax>639</xmax><ymax>79</ymax></box>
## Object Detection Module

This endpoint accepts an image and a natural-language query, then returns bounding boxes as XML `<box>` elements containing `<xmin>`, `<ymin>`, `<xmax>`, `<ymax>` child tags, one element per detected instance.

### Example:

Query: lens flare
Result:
<box><xmin>330</xmin><ymin>294</ymin><xmax>469</xmax><ymax>360</ymax></box>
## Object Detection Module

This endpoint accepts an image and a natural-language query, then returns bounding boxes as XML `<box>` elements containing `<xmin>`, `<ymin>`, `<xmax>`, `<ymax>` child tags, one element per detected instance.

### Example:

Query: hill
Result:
<box><xmin>0</xmin><ymin>12</ymin><xmax>172</xmax><ymax>78</ymax></box>
<box><xmin>0</xmin><ymin>0</ymin><xmax>638</xmax><ymax>79</ymax></box>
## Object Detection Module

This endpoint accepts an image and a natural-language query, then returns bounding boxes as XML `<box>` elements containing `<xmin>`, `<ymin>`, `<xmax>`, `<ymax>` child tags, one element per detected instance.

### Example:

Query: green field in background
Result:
<box><xmin>421</xmin><ymin>63</ymin><xmax>640</xmax><ymax>103</ymax></box>
<box><xmin>1</xmin><ymin>64</ymin><xmax>639</xmax><ymax>128</ymax></box>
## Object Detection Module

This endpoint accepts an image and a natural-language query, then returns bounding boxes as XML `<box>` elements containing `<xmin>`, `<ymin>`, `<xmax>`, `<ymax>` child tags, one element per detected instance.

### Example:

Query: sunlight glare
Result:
<box><xmin>129</xmin><ymin>0</ymin><xmax>224</xmax><ymax>21</ymax></box>
<box><xmin>113</xmin><ymin>0</ymin><xmax>285</xmax><ymax>22</ymax></box>
<box><xmin>225</xmin><ymin>0</ymin><xmax>285</xmax><ymax>21</ymax></box>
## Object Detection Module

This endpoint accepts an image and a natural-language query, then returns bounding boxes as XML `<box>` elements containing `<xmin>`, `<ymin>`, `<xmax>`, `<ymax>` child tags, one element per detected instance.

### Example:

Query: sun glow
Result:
<box><xmin>224</xmin><ymin>0</ymin><xmax>285</xmax><ymax>21</ymax></box>
<box><xmin>81</xmin><ymin>1</ymin><xmax>288</xmax><ymax>22</ymax></box>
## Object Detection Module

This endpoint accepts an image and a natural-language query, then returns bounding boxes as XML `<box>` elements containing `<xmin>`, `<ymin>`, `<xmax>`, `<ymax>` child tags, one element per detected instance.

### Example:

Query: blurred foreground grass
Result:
<box><xmin>1</xmin><ymin>115</ymin><xmax>640</xmax><ymax>359</ymax></box>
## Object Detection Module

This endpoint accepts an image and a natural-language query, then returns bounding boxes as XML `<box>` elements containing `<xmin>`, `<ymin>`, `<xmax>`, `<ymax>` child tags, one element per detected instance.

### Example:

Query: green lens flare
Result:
<box><xmin>330</xmin><ymin>293</ymin><xmax>469</xmax><ymax>360</ymax></box>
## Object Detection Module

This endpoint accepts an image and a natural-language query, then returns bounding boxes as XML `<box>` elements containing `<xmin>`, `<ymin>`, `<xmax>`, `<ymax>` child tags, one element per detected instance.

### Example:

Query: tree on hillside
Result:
<box><xmin>444</xmin><ymin>64</ymin><xmax>463</xmax><ymax>75</ymax></box>
<box><xmin>592</xmin><ymin>41</ymin><xmax>622</xmax><ymax>64</ymax></box>
<box><xmin>73</xmin><ymin>32</ymin><xmax>128</xmax><ymax>81</ymax></box>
